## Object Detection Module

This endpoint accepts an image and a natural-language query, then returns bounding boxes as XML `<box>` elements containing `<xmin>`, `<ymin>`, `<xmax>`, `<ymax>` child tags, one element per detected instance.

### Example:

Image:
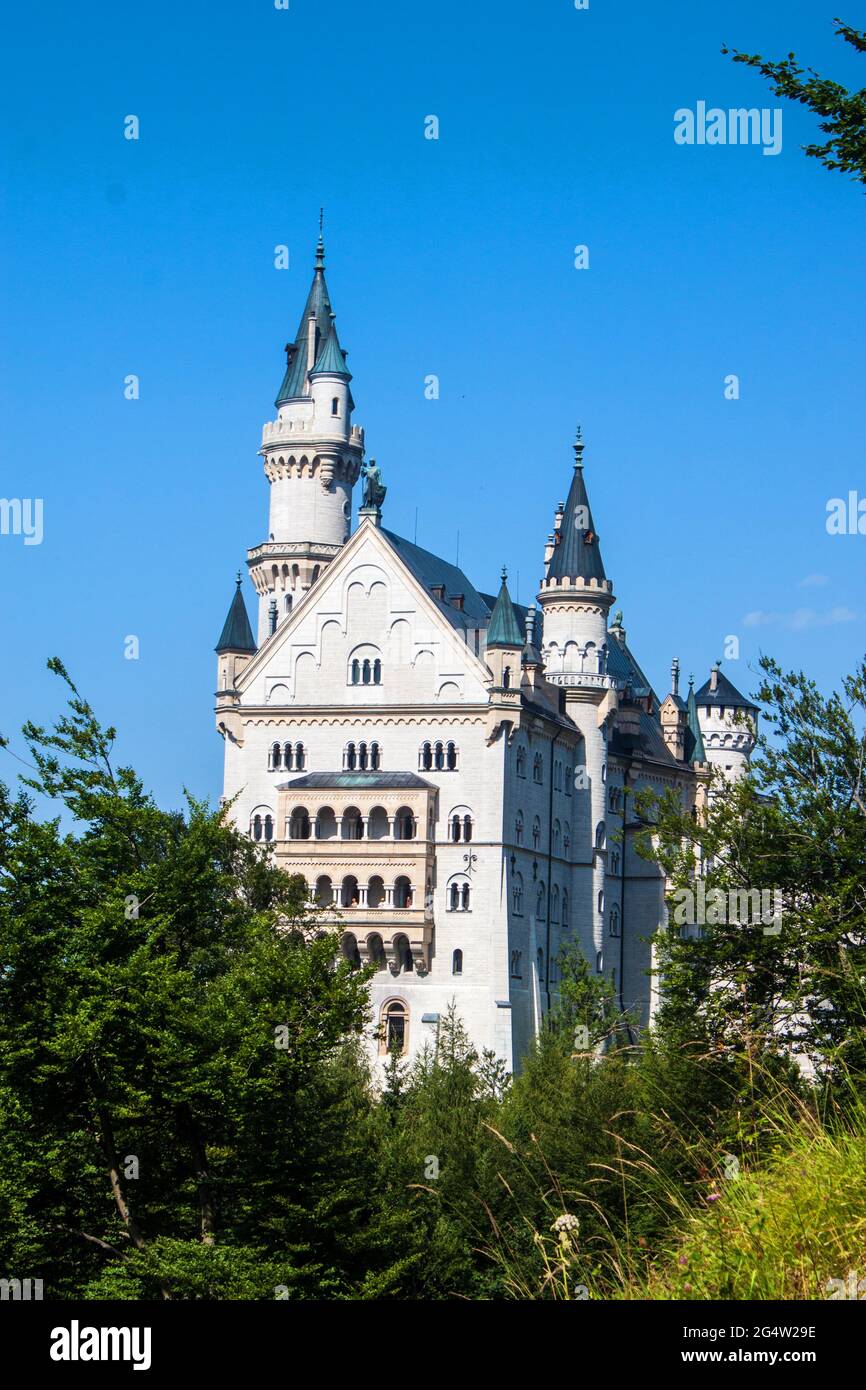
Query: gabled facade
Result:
<box><xmin>213</xmin><ymin>236</ymin><xmax>750</xmax><ymax>1072</ymax></box>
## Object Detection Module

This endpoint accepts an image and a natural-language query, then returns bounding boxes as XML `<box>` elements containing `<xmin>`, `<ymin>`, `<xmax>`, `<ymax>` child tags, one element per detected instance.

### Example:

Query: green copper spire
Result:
<box><xmin>310</xmin><ymin>312</ymin><xmax>351</xmax><ymax>378</ymax></box>
<box><xmin>215</xmin><ymin>575</ymin><xmax>256</xmax><ymax>654</ymax></box>
<box><xmin>547</xmin><ymin>428</ymin><xmax>607</xmax><ymax>583</ymax></box>
<box><xmin>275</xmin><ymin>229</ymin><xmax>336</xmax><ymax>405</ymax></box>
<box><xmin>486</xmin><ymin>567</ymin><xmax>524</xmax><ymax>648</ymax></box>
<box><xmin>685</xmin><ymin>676</ymin><xmax>707</xmax><ymax>764</ymax></box>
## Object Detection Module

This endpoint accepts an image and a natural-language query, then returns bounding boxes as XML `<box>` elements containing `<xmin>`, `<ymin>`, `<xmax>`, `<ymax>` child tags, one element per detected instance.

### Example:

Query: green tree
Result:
<box><xmin>722</xmin><ymin>18</ymin><xmax>866</xmax><ymax>185</ymax></box>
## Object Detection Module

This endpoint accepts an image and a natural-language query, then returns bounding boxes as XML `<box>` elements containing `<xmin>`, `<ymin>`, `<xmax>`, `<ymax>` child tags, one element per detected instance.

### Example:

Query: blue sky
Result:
<box><xmin>1</xmin><ymin>0</ymin><xmax>864</xmax><ymax>812</ymax></box>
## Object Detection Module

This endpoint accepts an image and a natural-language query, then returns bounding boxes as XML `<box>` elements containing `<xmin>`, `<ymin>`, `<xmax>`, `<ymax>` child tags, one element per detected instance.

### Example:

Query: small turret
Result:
<box><xmin>486</xmin><ymin>568</ymin><xmax>523</xmax><ymax>694</ymax></box>
<box><xmin>660</xmin><ymin>657</ymin><xmax>688</xmax><ymax>761</ymax></box>
<box><xmin>215</xmin><ymin>574</ymin><xmax>257</xmax><ymax>697</ymax></box>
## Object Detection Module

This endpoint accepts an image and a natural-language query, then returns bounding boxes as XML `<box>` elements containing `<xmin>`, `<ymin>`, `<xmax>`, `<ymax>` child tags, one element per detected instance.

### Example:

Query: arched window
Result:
<box><xmin>510</xmin><ymin>949</ymin><xmax>522</xmax><ymax>978</ymax></box>
<box><xmin>563</xmin><ymin>823</ymin><xmax>571</xmax><ymax>856</ymax></box>
<box><xmin>503</xmin><ymin>666</ymin><xmax>511</xmax><ymax>689</ymax></box>
<box><xmin>553</xmin><ymin>819</ymin><xmax>561</xmax><ymax>854</ymax></box>
<box><xmin>340</xmin><ymin>875</ymin><xmax>360</xmax><ymax>907</ymax></box>
<box><xmin>295</xmin><ymin>742</ymin><xmax>305</xmax><ymax>770</ymax></box>
<box><xmin>434</xmin><ymin>741</ymin><xmax>445</xmax><ymax>770</ymax></box>
<box><xmin>463</xmin><ymin>814</ymin><xmax>472</xmax><ymax>842</ymax></box>
<box><xmin>512</xmin><ymin>872</ymin><xmax>523</xmax><ymax>914</ymax></box>
<box><xmin>314</xmin><ymin>875</ymin><xmax>333</xmax><ymax>905</ymax></box>
<box><xmin>532</xmin><ymin>816</ymin><xmax>541</xmax><ymax>850</ymax></box>
<box><xmin>610</xmin><ymin>849</ymin><xmax>620</xmax><ymax>875</ymax></box>
<box><xmin>516</xmin><ymin>810</ymin><xmax>524</xmax><ymax>845</ymax></box>
<box><xmin>595</xmin><ymin>821</ymin><xmax>607</xmax><ymax>850</ymax></box>
<box><xmin>598</xmin><ymin>889</ymin><xmax>605</xmax><ymax>916</ymax></box>
<box><xmin>446</xmin><ymin>741</ymin><xmax>457</xmax><ymax>770</ymax></box>
<box><xmin>565</xmin><ymin>765</ymin><xmax>572</xmax><ymax>797</ymax></box>
<box><xmin>450</xmin><ymin>882</ymin><xmax>459</xmax><ymax>911</ymax></box>
<box><xmin>370</xmin><ymin>741</ymin><xmax>380</xmax><ymax>770</ymax></box>
<box><xmin>264</xmin><ymin>814</ymin><xmax>274</xmax><ymax>842</ymax></box>
<box><xmin>536</xmin><ymin>883</ymin><xmax>545</xmax><ymax>921</ymax></box>
<box><xmin>451</xmin><ymin>814</ymin><xmax>461</xmax><ymax>842</ymax></box>
<box><xmin>373</xmin><ymin>658</ymin><xmax>382</xmax><ymax>685</ymax></box>
<box><xmin>447</xmin><ymin>876</ymin><xmax>471</xmax><ymax>911</ymax></box>
<box><xmin>269</xmin><ymin>742</ymin><xmax>282</xmax><ymax>771</ymax></box>
<box><xmin>341</xmin><ymin>808</ymin><xmax>363</xmax><ymax>841</ymax></box>
<box><xmin>350</xmin><ymin>659</ymin><xmax>360</xmax><ymax>685</ymax></box>
<box><xmin>367</xmin><ymin>875</ymin><xmax>385</xmax><ymax>909</ymax></box>
<box><xmin>380</xmin><ymin>999</ymin><xmax>409</xmax><ymax>1055</ymax></box>
<box><xmin>551</xmin><ymin>885</ymin><xmax>559</xmax><ymax>922</ymax></box>
<box><xmin>596</xmin><ymin>950</ymin><xmax>604</xmax><ymax>974</ymax></box>
<box><xmin>341</xmin><ymin>932</ymin><xmax>361</xmax><ymax>970</ymax></box>
<box><xmin>283</xmin><ymin>742</ymin><xmax>293</xmax><ymax>771</ymax></box>
<box><xmin>395</xmin><ymin>807</ymin><xmax>414</xmax><ymax>840</ymax></box>
<box><xmin>284</xmin><ymin>594</ymin><xmax>292</xmax><ymax>614</ymax></box>
<box><xmin>452</xmin><ymin>949</ymin><xmax>463</xmax><ymax>976</ymax></box>
<box><xmin>420</xmin><ymin>741</ymin><xmax>432</xmax><ymax>771</ymax></box>
<box><xmin>562</xmin><ymin>889</ymin><xmax>569</xmax><ymax>928</ymax></box>
<box><xmin>362</xmin><ymin>658</ymin><xmax>371</xmax><ymax>685</ymax></box>
<box><xmin>252</xmin><ymin>814</ymin><xmax>262</xmax><ymax>841</ymax></box>
<box><xmin>331</xmin><ymin>396</ymin><xmax>339</xmax><ymax>416</ymax></box>
<box><xmin>516</xmin><ymin>746</ymin><xmax>526</xmax><ymax>778</ymax></box>
<box><xmin>358</xmin><ymin>741</ymin><xmax>368</xmax><ymax>770</ymax></box>
<box><xmin>461</xmin><ymin>883</ymin><xmax>471</xmax><ymax>910</ymax></box>
<box><xmin>289</xmin><ymin>807</ymin><xmax>311</xmax><ymax>840</ymax></box>
<box><xmin>345</xmin><ymin>742</ymin><xmax>357</xmax><ymax>770</ymax></box>
<box><xmin>367</xmin><ymin>933</ymin><xmax>387</xmax><ymax>970</ymax></box>
<box><xmin>610</xmin><ymin>906</ymin><xmax>621</xmax><ymax>937</ymax></box>
<box><xmin>537</xmin><ymin>947</ymin><xmax>544</xmax><ymax>978</ymax></box>
<box><xmin>394</xmin><ymin>876</ymin><xmax>413</xmax><ymax>909</ymax></box>
<box><xmin>533</xmin><ymin>752</ymin><xmax>543</xmax><ymax>784</ymax></box>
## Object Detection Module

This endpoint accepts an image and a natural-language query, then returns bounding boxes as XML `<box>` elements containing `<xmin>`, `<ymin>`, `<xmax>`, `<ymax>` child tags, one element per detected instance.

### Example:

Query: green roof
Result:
<box><xmin>685</xmin><ymin>679</ymin><xmax>707</xmax><ymax>764</ymax></box>
<box><xmin>547</xmin><ymin>457</ymin><xmax>607</xmax><ymax>584</ymax></box>
<box><xmin>215</xmin><ymin>578</ymin><xmax>256</xmax><ymax>654</ymax></box>
<box><xmin>310</xmin><ymin>314</ymin><xmax>351</xmax><ymax>378</ymax></box>
<box><xmin>275</xmin><ymin>236</ymin><xmax>336</xmax><ymax>405</ymax></box>
<box><xmin>278</xmin><ymin>772</ymin><xmax>435</xmax><ymax>791</ymax></box>
<box><xmin>486</xmin><ymin>570</ymin><xmax>524</xmax><ymax>648</ymax></box>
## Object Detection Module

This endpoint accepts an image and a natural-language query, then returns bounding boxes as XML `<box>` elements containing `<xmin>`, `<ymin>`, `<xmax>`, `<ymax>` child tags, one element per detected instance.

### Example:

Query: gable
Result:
<box><xmin>236</xmin><ymin>522</ymin><xmax>494</xmax><ymax>709</ymax></box>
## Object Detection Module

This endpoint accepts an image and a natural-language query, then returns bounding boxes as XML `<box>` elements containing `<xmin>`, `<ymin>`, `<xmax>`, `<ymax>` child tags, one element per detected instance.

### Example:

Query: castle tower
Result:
<box><xmin>695</xmin><ymin>663</ymin><xmax>758</xmax><ymax>783</ymax></box>
<box><xmin>537</xmin><ymin>429</ymin><xmax>616</xmax><ymax>679</ymax></box>
<box><xmin>214</xmin><ymin>574</ymin><xmax>257</xmax><ymax>736</ymax></box>
<box><xmin>247</xmin><ymin>228</ymin><xmax>365</xmax><ymax>643</ymax></box>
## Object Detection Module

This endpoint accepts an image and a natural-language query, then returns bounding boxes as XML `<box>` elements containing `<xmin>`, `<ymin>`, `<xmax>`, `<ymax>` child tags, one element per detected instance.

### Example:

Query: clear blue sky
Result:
<box><xmin>1</xmin><ymin>0</ymin><xmax>863</xmax><ymax>813</ymax></box>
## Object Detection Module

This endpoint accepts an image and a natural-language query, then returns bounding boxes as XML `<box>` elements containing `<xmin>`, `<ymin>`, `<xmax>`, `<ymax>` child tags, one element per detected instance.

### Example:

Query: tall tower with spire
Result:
<box><xmin>247</xmin><ymin>223</ymin><xmax>365</xmax><ymax>643</ymax></box>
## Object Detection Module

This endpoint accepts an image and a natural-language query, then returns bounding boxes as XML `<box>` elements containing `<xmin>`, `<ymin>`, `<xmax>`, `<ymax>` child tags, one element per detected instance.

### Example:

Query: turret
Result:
<box><xmin>485</xmin><ymin>568</ymin><xmax>524</xmax><ymax>697</ymax></box>
<box><xmin>660</xmin><ymin>657</ymin><xmax>688</xmax><ymax>761</ymax></box>
<box><xmin>694</xmin><ymin>664</ymin><xmax>758</xmax><ymax>783</ymax></box>
<box><xmin>537</xmin><ymin>428</ymin><xmax>615</xmax><ymax>682</ymax></box>
<box><xmin>215</xmin><ymin>574</ymin><xmax>257</xmax><ymax>706</ymax></box>
<box><xmin>247</xmin><ymin>224</ymin><xmax>365</xmax><ymax>643</ymax></box>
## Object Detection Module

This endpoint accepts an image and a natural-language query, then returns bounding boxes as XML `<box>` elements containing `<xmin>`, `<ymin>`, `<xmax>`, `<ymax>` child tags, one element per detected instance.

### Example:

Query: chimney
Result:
<box><xmin>710</xmin><ymin>662</ymin><xmax>720</xmax><ymax>693</ymax></box>
<box><xmin>553</xmin><ymin>502</ymin><xmax>565</xmax><ymax>533</ymax></box>
<box><xmin>671</xmin><ymin>656</ymin><xmax>680</xmax><ymax>697</ymax></box>
<box><xmin>544</xmin><ymin>532</ymin><xmax>556</xmax><ymax>567</ymax></box>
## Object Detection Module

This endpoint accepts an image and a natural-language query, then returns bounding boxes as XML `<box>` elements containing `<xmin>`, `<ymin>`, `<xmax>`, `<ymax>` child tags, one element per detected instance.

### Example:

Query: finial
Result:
<box><xmin>671</xmin><ymin>656</ymin><xmax>680</xmax><ymax>696</ymax></box>
<box><xmin>315</xmin><ymin>208</ymin><xmax>325</xmax><ymax>268</ymax></box>
<box><xmin>573</xmin><ymin>423</ymin><xmax>585</xmax><ymax>468</ymax></box>
<box><xmin>235</xmin><ymin>570</ymin><xmax>242</xmax><ymax>587</ymax></box>
<box><xmin>501</xmin><ymin>565</ymin><xmax>508</xmax><ymax>583</ymax></box>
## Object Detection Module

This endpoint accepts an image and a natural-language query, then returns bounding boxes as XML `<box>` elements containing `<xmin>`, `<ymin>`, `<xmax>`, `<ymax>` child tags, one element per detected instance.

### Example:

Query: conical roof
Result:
<box><xmin>487</xmin><ymin>569</ymin><xmax>524</xmax><ymax>648</ymax></box>
<box><xmin>547</xmin><ymin>435</ymin><xmax>607</xmax><ymax>583</ymax></box>
<box><xmin>215</xmin><ymin>577</ymin><xmax>256</xmax><ymax>654</ymax></box>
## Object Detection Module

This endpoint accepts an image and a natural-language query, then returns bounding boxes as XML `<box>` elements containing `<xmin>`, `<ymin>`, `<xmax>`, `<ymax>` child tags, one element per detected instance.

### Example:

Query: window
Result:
<box><xmin>420</xmin><ymin>741</ymin><xmax>432</xmax><ymax>771</ymax></box>
<box><xmin>595</xmin><ymin>821</ymin><xmax>606</xmax><ymax>851</ymax></box>
<box><xmin>610</xmin><ymin>849</ymin><xmax>620</xmax><ymax>875</ymax></box>
<box><xmin>284</xmin><ymin>595</ymin><xmax>292</xmax><ymax>614</ymax></box>
<box><xmin>516</xmin><ymin>746</ymin><xmax>526</xmax><ymax>778</ymax></box>
<box><xmin>532</xmin><ymin>816</ymin><xmax>541</xmax><ymax>850</ymax></box>
<box><xmin>447</xmin><ymin>876</ymin><xmax>471</xmax><ymax>911</ymax></box>
<box><xmin>515</xmin><ymin>810</ymin><xmax>524</xmax><ymax>845</ymax></box>
<box><xmin>380</xmin><ymin>999</ymin><xmax>409</xmax><ymax>1055</ymax></box>
<box><xmin>340</xmin><ymin>875</ymin><xmax>360</xmax><ymax>907</ymax></box>
<box><xmin>291</xmin><ymin>742</ymin><xmax>305</xmax><ymax>771</ymax></box>
<box><xmin>551</xmin><ymin>885</ymin><xmax>559</xmax><ymax>922</ymax></box>
<box><xmin>563</xmin><ymin>822</ymin><xmax>571</xmax><ymax>856</ymax></box>
<box><xmin>362</xmin><ymin>658</ymin><xmax>371</xmax><ymax>684</ymax></box>
<box><xmin>449</xmin><ymin>809</ymin><xmax>473</xmax><ymax>843</ymax></box>
<box><xmin>562</xmin><ymin>889</ymin><xmax>569</xmax><ymax>928</ymax></box>
<box><xmin>446</xmin><ymin>741</ymin><xmax>457</xmax><ymax>770</ymax></box>
<box><xmin>345</xmin><ymin>742</ymin><xmax>357</xmax><ymax>770</ymax></box>
<box><xmin>596</xmin><ymin>950</ymin><xmax>604</xmax><ymax>973</ymax></box>
<box><xmin>510</xmin><ymin>949</ymin><xmax>523</xmax><ymax>978</ymax></box>
<box><xmin>533</xmin><ymin>752</ymin><xmax>543</xmax><ymax>784</ymax></box>
<box><xmin>252</xmin><ymin>814</ymin><xmax>262</xmax><ymax>841</ymax></box>
<box><xmin>610</xmin><ymin>906</ymin><xmax>621</xmax><ymax>937</ymax></box>
<box><xmin>351</xmin><ymin>659</ymin><xmax>360</xmax><ymax>685</ymax></box>
<box><xmin>512</xmin><ymin>872</ymin><xmax>523</xmax><ymax>914</ymax></box>
<box><xmin>503</xmin><ymin>665</ymin><xmax>511</xmax><ymax>689</ymax></box>
<box><xmin>422</xmin><ymin>740</ymin><xmax>458</xmax><ymax>771</ymax></box>
<box><xmin>536</xmin><ymin>883</ymin><xmax>545</xmax><ymax>921</ymax></box>
<box><xmin>373</xmin><ymin>658</ymin><xmax>382</xmax><ymax>684</ymax></box>
<box><xmin>553</xmin><ymin>819</ymin><xmax>561</xmax><ymax>854</ymax></box>
<box><xmin>269</xmin><ymin>742</ymin><xmax>282</xmax><ymax>771</ymax></box>
<box><xmin>452</xmin><ymin>949</ymin><xmax>463</xmax><ymax>976</ymax></box>
<box><xmin>264</xmin><ymin>814</ymin><xmax>274</xmax><ymax>842</ymax></box>
<box><xmin>370</xmin><ymin>741</ymin><xmax>381</xmax><ymax>770</ymax></box>
<box><xmin>394</xmin><ymin>876</ymin><xmax>413</xmax><ymax>909</ymax></box>
<box><xmin>537</xmin><ymin>947</ymin><xmax>545</xmax><ymax>979</ymax></box>
<box><xmin>289</xmin><ymin>807</ymin><xmax>311</xmax><ymax>840</ymax></box>
<box><xmin>331</xmin><ymin>396</ymin><xmax>339</xmax><ymax>416</ymax></box>
<box><xmin>597</xmin><ymin>890</ymin><xmax>605</xmax><ymax>916</ymax></box>
<box><xmin>565</xmin><ymin>765</ymin><xmax>572</xmax><ymax>796</ymax></box>
<box><xmin>394</xmin><ymin>806</ymin><xmax>415</xmax><ymax>840</ymax></box>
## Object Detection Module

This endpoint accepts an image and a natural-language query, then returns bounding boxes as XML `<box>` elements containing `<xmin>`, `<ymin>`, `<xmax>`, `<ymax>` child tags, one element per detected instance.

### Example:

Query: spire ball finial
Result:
<box><xmin>573</xmin><ymin>422</ymin><xmax>586</xmax><ymax>468</ymax></box>
<box><xmin>501</xmin><ymin>565</ymin><xmax>508</xmax><ymax>582</ymax></box>
<box><xmin>236</xmin><ymin>570</ymin><xmax>242</xmax><ymax>586</ymax></box>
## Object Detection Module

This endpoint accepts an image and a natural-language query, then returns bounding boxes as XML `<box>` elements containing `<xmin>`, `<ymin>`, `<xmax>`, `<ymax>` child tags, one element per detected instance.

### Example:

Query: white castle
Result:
<box><xmin>214</xmin><ymin>234</ymin><xmax>757</xmax><ymax>1071</ymax></box>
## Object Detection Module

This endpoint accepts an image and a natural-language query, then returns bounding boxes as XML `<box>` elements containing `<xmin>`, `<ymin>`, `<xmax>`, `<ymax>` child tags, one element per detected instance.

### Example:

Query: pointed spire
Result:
<box><xmin>487</xmin><ymin>567</ymin><xmax>524</xmax><ymax>648</ymax></box>
<box><xmin>215</xmin><ymin>575</ymin><xmax>256</xmax><ymax>654</ymax></box>
<box><xmin>310</xmin><ymin>311</ymin><xmax>351</xmax><ymax>378</ymax></box>
<box><xmin>275</xmin><ymin>229</ymin><xmax>336</xmax><ymax>405</ymax></box>
<box><xmin>316</xmin><ymin>207</ymin><xmax>325</xmax><ymax>268</ymax></box>
<box><xmin>685</xmin><ymin>677</ymin><xmax>707</xmax><ymax>764</ymax></box>
<box><xmin>547</xmin><ymin>430</ymin><xmax>607</xmax><ymax>583</ymax></box>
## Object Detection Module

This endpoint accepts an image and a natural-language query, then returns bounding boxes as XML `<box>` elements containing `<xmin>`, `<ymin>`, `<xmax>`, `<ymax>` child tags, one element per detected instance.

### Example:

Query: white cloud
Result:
<box><xmin>742</xmin><ymin>607</ymin><xmax>858</xmax><ymax>631</ymax></box>
<box><xmin>798</xmin><ymin>573</ymin><xmax>829</xmax><ymax>588</ymax></box>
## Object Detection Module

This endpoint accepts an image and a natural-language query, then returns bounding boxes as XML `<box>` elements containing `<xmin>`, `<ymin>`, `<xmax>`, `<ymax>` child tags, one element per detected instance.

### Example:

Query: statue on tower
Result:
<box><xmin>361</xmin><ymin>459</ymin><xmax>387</xmax><ymax>511</ymax></box>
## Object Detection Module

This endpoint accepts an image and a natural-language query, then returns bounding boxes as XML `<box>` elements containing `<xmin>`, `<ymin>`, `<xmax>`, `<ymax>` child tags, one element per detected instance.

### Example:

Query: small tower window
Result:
<box><xmin>331</xmin><ymin>396</ymin><xmax>339</xmax><ymax>416</ymax></box>
<box><xmin>452</xmin><ymin>949</ymin><xmax>463</xmax><ymax>976</ymax></box>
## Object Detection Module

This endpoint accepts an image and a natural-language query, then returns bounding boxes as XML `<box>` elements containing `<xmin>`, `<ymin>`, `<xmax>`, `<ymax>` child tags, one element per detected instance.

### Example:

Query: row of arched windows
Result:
<box><xmin>510</xmin><ymin>872</ymin><xmax>569</xmax><ymax>926</ymax></box>
<box><xmin>251</xmin><ymin>813</ymin><xmax>274</xmax><ymax>842</ymax></box>
<box><xmin>350</xmin><ymin>657</ymin><xmax>382</xmax><ymax>685</ymax></box>
<box><xmin>419</xmin><ymin>740</ymin><xmax>458</xmax><ymax>771</ymax></box>
<box><xmin>514</xmin><ymin>812</ymin><xmax>571</xmax><ymax>857</ymax></box>
<box><xmin>288</xmin><ymin>804</ymin><xmax>417</xmax><ymax>841</ymax></box>
<box><xmin>316</xmin><ymin>874</ymin><xmax>414</xmax><ymax>908</ymax></box>
<box><xmin>515</xmin><ymin>743</ymin><xmax>577</xmax><ymax>797</ymax></box>
<box><xmin>448</xmin><ymin>880</ymin><xmax>471</xmax><ymax>911</ymax></box>
<box><xmin>449</xmin><ymin>813</ymin><xmax>473</xmax><ymax>842</ymax></box>
<box><xmin>343</xmin><ymin>741</ymin><xmax>380</xmax><ymax>770</ymax></box>
<box><xmin>267</xmin><ymin>742</ymin><xmax>306</xmax><ymax>772</ymax></box>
